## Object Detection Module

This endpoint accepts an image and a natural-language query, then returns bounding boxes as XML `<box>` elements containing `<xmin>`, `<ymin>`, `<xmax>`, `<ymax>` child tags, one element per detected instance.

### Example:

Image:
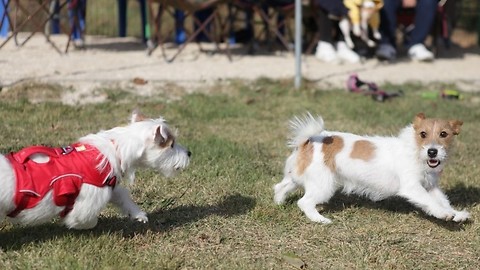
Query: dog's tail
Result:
<box><xmin>288</xmin><ymin>112</ymin><xmax>324</xmax><ymax>148</ymax></box>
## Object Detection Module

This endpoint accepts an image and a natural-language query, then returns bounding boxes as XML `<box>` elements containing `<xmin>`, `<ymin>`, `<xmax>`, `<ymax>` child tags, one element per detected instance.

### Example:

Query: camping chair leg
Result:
<box><xmin>148</xmin><ymin>0</ymin><xmax>230</xmax><ymax>62</ymax></box>
<box><xmin>65</xmin><ymin>0</ymin><xmax>86</xmax><ymax>53</ymax></box>
<box><xmin>0</xmin><ymin>1</ymin><xmax>14</xmax><ymax>49</ymax></box>
<box><xmin>273</xmin><ymin>13</ymin><xmax>293</xmax><ymax>51</ymax></box>
<box><xmin>217</xmin><ymin>12</ymin><xmax>232</xmax><ymax>61</ymax></box>
<box><xmin>192</xmin><ymin>10</ymin><xmax>219</xmax><ymax>53</ymax></box>
<box><xmin>15</xmin><ymin>0</ymin><xmax>65</xmax><ymax>54</ymax></box>
<box><xmin>12</xmin><ymin>0</ymin><xmax>50</xmax><ymax>46</ymax></box>
<box><xmin>147</xmin><ymin>0</ymin><xmax>163</xmax><ymax>55</ymax></box>
<box><xmin>164</xmin><ymin>11</ymin><xmax>216</xmax><ymax>62</ymax></box>
<box><xmin>1</xmin><ymin>0</ymin><xmax>67</xmax><ymax>54</ymax></box>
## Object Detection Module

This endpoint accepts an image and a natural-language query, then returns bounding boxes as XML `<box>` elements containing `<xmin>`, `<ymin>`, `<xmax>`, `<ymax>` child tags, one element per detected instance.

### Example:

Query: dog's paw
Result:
<box><xmin>353</xmin><ymin>24</ymin><xmax>361</xmax><ymax>36</ymax></box>
<box><xmin>453</xmin><ymin>210</ymin><xmax>470</xmax><ymax>222</ymax></box>
<box><xmin>273</xmin><ymin>187</ymin><xmax>286</xmax><ymax>205</ymax></box>
<box><xmin>431</xmin><ymin>209</ymin><xmax>455</xmax><ymax>221</ymax></box>
<box><xmin>308</xmin><ymin>216</ymin><xmax>332</xmax><ymax>224</ymax></box>
<box><xmin>273</xmin><ymin>195</ymin><xmax>285</xmax><ymax>205</ymax></box>
<box><xmin>132</xmin><ymin>212</ymin><xmax>149</xmax><ymax>223</ymax></box>
<box><xmin>444</xmin><ymin>213</ymin><xmax>454</xmax><ymax>221</ymax></box>
<box><xmin>321</xmin><ymin>218</ymin><xmax>332</xmax><ymax>225</ymax></box>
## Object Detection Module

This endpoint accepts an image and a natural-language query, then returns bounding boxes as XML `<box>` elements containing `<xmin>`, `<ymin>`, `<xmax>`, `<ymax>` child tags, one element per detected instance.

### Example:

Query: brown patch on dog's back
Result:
<box><xmin>296</xmin><ymin>141</ymin><xmax>313</xmax><ymax>175</ymax></box>
<box><xmin>322</xmin><ymin>136</ymin><xmax>344</xmax><ymax>171</ymax></box>
<box><xmin>350</xmin><ymin>140</ymin><xmax>376</xmax><ymax>161</ymax></box>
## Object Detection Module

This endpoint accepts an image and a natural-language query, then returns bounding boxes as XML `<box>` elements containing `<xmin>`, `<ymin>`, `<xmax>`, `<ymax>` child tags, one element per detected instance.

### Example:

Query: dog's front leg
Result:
<box><xmin>399</xmin><ymin>184</ymin><xmax>459</xmax><ymax>222</ymax></box>
<box><xmin>428</xmin><ymin>187</ymin><xmax>470</xmax><ymax>222</ymax></box>
<box><xmin>339</xmin><ymin>18</ymin><xmax>355</xmax><ymax>49</ymax></box>
<box><xmin>110</xmin><ymin>186</ymin><xmax>148</xmax><ymax>223</ymax></box>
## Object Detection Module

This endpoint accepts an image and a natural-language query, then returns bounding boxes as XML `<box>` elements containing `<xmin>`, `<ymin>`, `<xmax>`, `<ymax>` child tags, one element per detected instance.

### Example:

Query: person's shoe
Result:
<box><xmin>315</xmin><ymin>41</ymin><xmax>337</xmax><ymax>63</ymax></box>
<box><xmin>337</xmin><ymin>41</ymin><xmax>360</xmax><ymax>64</ymax></box>
<box><xmin>376</xmin><ymin>43</ymin><xmax>396</xmax><ymax>61</ymax></box>
<box><xmin>73</xmin><ymin>38</ymin><xmax>85</xmax><ymax>49</ymax></box>
<box><xmin>408</xmin><ymin>44</ymin><xmax>434</xmax><ymax>62</ymax></box>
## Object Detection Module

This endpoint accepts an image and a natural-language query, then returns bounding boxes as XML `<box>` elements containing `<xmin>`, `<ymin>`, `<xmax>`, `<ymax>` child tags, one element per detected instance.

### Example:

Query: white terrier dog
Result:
<box><xmin>0</xmin><ymin>110</ymin><xmax>190</xmax><ymax>229</ymax></box>
<box><xmin>274</xmin><ymin>112</ymin><xmax>469</xmax><ymax>224</ymax></box>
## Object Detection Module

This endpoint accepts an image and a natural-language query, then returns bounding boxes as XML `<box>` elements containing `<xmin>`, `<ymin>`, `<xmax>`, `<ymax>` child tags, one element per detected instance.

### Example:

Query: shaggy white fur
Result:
<box><xmin>0</xmin><ymin>110</ymin><xmax>190</xmax><ymax>229</ymax></box>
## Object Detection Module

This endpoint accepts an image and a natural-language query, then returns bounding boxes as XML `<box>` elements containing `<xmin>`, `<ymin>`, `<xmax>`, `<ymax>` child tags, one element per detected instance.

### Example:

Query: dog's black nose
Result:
<box><xmin>187</xmin><ymin>151</ymin><xmax>192</xmax><ymax>157</ymax></box>
<box><xmin>427</xmin><ymin>148</ymin><xmax>438</xmax><ymax>158</ymax></box>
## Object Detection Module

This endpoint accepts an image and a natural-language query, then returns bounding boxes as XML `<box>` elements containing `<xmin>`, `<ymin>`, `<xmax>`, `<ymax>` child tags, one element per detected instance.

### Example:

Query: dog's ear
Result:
<box><xmin>413</xmin><ymin>113</ymin><xmax>425</xmax><ymax>127</ymax></box>
<box><xmin>131</xmin><ymin>109</ymin><xmax>147</xmax><ymax>123</ymax></box>
<box><xmin>449</xmin><ymin>119</ymin><xmax>463</xmax><ymax>135</ymax></box>
<box><xmin>415</xmin><ymin>112</ymin><xmax>426</xmax><ymax>120</ymax></box>
<box><xmin>154</xmin><ymin>125</ymin><xmax>173</xmax><ymax>147</ymax></box>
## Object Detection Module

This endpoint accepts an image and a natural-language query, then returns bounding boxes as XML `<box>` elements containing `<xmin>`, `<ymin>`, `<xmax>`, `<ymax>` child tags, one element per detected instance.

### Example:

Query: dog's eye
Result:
<box><xmin>420</xmin><ymin>131</ymin><xmax>427</xmax><ymax>138</ymax></box>
<box><xmin>440</xmin><ymin>131</ymin><xmax>448</xmax><ymax>138</ymax></box>
<box><xmin>171</xmin><ymin>141</ymin><xmax>175</xmax><ymax>148</ymax></box>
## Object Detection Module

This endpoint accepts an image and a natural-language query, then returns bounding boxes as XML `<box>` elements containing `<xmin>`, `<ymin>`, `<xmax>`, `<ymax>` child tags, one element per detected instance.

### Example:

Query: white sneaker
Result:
<box><xmin>336</xmin><ymin>41</ymin><xmax>360</xmax><ymax>64</ymax></box>
<box><xmin>73</xmin><ymin>38</ymin><xmax>85</xmax><ymax>49</ymax></box>
<box><xmin>315</xmin><ymin>41</ymin><xmax>337</xmax><ymax>63</ymax></box>
<box><xmin>408</xmin><ymin>44</ymin><xmax>434</xmax><ymax>62</ymax></box>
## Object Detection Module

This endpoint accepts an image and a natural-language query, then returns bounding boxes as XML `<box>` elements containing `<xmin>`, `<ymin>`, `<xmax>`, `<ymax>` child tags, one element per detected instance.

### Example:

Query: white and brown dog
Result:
<box><xmin>0</xmin><ymin>110</ymin><xmax>190</xmax><ymax>229</ymax></box>
<box><xmin>274</xmin><ymin>112</ymin><xmax>469</xmax><ymax>224</ymax></box>
<box><xmin>340</xmin><ymin>0</ymin><xmax>383</xmax><ymax>49</ymax></box>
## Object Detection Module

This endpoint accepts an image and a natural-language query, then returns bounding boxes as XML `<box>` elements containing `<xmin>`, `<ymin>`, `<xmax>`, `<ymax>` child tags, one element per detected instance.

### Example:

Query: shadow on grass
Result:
<box><xmin>284</xmin><ymin>183</ymin><xmax>480</xmax><ymax>230</ymax></box>
<box><xmin>0</xmin><ymin>193</ymin><xmax>256</xmax><ymax>251</ymax></box>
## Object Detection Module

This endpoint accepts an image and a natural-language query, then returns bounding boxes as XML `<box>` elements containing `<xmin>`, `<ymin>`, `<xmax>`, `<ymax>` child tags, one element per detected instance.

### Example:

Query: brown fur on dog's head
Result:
<box><xmin>413</xmin><ymin>112</ymin><xmax>463</xmax><ymax>150</ymax></box>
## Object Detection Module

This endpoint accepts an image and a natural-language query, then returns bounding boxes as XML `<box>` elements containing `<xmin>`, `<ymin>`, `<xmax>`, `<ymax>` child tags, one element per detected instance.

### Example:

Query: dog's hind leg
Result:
<box><xmin>274</xmin><ymin>176</ymin><xmax>298</xmax><ymax>205</ymax></box>
<box><xmin>63</xmin><ymin>185</ymin><xmax>112</xmax><ymax>229</ymax></box>
<box><xmin>110</xmin><ymin>186</ymin><xmax>148</xmax><ymax>223</ymax></box>
<box><xmin>274</xmin><ymin>154</ymin><xmax>300</xmax><ymax>205</ymax></box>
<box><xmin>297</xmin><ymin>170</ymin><xmax>336</xmax><ymax>224</ymax></box>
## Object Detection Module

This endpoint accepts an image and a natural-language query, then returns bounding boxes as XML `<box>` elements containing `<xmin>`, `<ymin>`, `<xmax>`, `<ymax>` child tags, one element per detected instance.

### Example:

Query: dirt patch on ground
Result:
<box><xmin>0</xmin><ymin>29</ymin><xmax>479</xmax><ymax>105</ymax></box>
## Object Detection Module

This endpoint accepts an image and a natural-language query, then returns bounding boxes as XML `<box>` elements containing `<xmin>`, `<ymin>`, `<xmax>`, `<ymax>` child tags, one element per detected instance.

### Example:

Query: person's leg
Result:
<box><xmin>317</xmin><ymin>8</ymin><xmax>334</xmax><ymax>44</ymax></box>
<box><xmin>408</xmin><ymin>0</ymin><xmax>437</xmax><ymax>47</ymax></box>
<box><xmin>407</xmin><ymin>0</ymin><xmax>437</xmax><ymax>61</ymax></box>
<box><xmin>376</xmin><ymin>0</ymin><xmax>401</xmax><ymax>60</ymax></box>
<box><xmin>175</xmin><ymin>9</ymin><xmax>186</xmax><ymax>44</ymax></box>
<box><xmin>379</xmin><ymin>0</ymin><xmax>401</xmax><ymax>46</ymax></box>
<box><xmin>315</xmin><ymin>7</ymin><xmax>337</xmax><ymax>62</ymax></box>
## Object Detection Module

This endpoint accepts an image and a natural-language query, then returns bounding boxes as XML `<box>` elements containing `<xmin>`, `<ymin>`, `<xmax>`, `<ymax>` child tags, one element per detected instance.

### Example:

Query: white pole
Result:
<box><xmin>294</xmin><ymin>0</ymin><xmax>302</xmax><ymax>89</ymax></box>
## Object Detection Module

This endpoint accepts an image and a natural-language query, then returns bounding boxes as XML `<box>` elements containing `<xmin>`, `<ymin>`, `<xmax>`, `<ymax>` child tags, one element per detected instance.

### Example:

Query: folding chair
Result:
<box><xmin>226</xmin><ymin>0</ymin><xmax>264</xmax><ymax>54</ymax></box>
<box><xmin>228</xmin><ymin>0</ymin><xmax>295</xmax><ymax>53</ymax></box>
<box><xmin>0</xmin><ymin>0</ymin><xmax>66</xmax><ymax>53</ymax></box>
<box><xmin>1</xmin><ymin>0</ymin><xmax>10</xmax><ymax>37</ymax></box>
<box><xmin>146</xmin><ymin>0</ymin><xmax>231</xmax><ymax>62</ymax></box>
<box><xmin>259</xmin><ymin>0</ymin><xmax>295</xmax><ymax>51</ymax></box>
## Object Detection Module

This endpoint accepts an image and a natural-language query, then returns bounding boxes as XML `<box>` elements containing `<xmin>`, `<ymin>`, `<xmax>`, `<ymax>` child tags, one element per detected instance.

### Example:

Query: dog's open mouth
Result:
<box><xmin>427</xmin><ymin>159</ymin><xmax>441</xmax><ymax>168</ymax></box>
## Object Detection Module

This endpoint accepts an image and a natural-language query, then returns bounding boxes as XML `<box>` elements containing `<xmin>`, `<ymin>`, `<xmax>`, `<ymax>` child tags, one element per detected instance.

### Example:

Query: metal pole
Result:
<box><xmin>294</xmin><ymin>0</ymin><xmax>302</xmax><ymax>89</ymax></box>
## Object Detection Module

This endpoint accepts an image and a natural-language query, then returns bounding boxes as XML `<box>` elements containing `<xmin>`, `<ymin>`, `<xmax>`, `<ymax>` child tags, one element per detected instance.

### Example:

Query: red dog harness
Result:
<box><xmin>6</xmin><ymin>143</ymin><xmax>116</xmax><ymax>218</ymax></box>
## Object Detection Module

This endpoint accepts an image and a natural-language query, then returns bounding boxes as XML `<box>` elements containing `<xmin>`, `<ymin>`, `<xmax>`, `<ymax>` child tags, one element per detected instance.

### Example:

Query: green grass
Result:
<box><xmin>0</xmin><ymin>80</ymin><xmax>479</xmax><ymax>269</ymax></box>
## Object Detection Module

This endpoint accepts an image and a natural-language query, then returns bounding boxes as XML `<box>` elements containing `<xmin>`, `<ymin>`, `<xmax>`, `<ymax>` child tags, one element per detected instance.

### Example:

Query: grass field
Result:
<box><xmin>0</xmin><ymin>80</ymin><xmax>479</xmax><ymax>269</ymax></box>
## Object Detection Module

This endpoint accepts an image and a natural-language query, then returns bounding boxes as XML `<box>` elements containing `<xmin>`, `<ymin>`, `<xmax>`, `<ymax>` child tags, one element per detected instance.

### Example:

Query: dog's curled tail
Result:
<box><xmin>288</xmin><ymin>112</ymin><xmax>324</xmax><ymax>148</ymax></box>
